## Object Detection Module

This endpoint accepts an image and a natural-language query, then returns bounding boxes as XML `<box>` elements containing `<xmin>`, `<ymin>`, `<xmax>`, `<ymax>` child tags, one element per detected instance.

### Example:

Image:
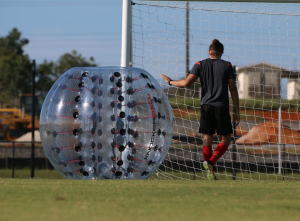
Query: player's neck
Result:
<box><xmin>209</xmin><ymin>55</ymin><xmax>221</xmax><ymax>59</ymax></box>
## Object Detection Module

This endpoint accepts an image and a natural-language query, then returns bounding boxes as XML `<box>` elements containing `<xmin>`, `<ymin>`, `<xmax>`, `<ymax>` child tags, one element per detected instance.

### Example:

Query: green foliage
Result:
<box><xmin>37</xmin><ymin>50</ymin><xmax>97</xmax><ymax>99</ymax></box>
<box><xmin>0</xmin><ymin>28</ymin><xmax>32</xmax><ymax>106</ymax></box>
<box><xmin>0</xmin><ymin>28</ymin><xmax>98</xmax><ymax>104</ymax></box>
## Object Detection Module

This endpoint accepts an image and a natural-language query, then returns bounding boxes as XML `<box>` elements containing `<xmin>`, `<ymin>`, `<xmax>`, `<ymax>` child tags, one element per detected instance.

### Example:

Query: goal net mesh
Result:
<box><xmin>131</xmin><ymin>0</ymin><xmax>300</xmax><ymax>180</ymax></box>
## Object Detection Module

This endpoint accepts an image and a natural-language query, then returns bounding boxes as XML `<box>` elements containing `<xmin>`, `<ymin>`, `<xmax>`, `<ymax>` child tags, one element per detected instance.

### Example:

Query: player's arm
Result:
<box><xmin>160</xmin><ymin>74</ymin><xmax>198</xmax><ymax>88</ymax></box>
<box><xmin>228</xmin><ymin>79</ymin><xmax>240</xmax><ymax>126</ymax></box>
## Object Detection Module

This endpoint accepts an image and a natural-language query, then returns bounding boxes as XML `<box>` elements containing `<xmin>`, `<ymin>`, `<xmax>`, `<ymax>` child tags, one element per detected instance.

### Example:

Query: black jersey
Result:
<box><xmin>190</xmin><ymin>58</ymin><xmax>235</xmax><ymax>108</ymax></box>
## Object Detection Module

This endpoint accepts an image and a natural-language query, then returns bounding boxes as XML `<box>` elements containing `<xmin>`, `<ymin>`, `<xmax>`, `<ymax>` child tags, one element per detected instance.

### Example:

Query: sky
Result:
<box><xmin>0</xmin><ymin>0</ymin><xmax>123</xmax><ymax>66</ymax></box>
<box><xmin>0</xmin><ymin>0</ymin><xmax>296</xmax><ymax>98</ymax></box>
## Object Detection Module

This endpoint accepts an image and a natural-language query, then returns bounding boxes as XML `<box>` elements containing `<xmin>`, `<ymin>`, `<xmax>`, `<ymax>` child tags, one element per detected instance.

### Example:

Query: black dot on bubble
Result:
<box><xmin>158</xmin><ymin>129</ymin><xmax>161</xmax><ymax>136</ymax></box>
<box><xmin>162</xmin><ymin>131</ymin><xmax>166</xmax><ymax>136</ymax></box>
<box><xmin>162</xmin><ymin>115</ymin><xmax>166</xmax><ymax>120</ymax></box>
<box><xmin>91</xmin><ymin>112</ymin><xmax>97</xmax><ymax>120</ymax></box>
<box><xmin>126</xmin><ymin>76</ymin><xmax>133</xmax><ymax>83</ymax></box>
<box><xmin>147</xmin><ymin>83</ymin><xmax>151</xmax><ymax>88</ymax></box>
<box><xmin>73</xmin><ymin>129</ymin><xmax>79</xmax><ymax>136</ymax></box>
<box><xmin>116</xmin><ymin>82</ymin><xmax>122</xmax><ymax>87</ymax></box>
<box><xmin>110</xmin><ymin>75</ymin><xmax>114</xmax><ymax>82</ymax></box>
<box><xmin>92</xmin><ymin>155</ymin><xmax>96</xmax><ymax>161</ymax></box>
<box><xmin>99</xmin><ymin>78</ymin><xmax>103</xmax><ymax>85</ymax></box>
<box><xmin>127</xmin><ymin>115</ymin><xmax>132</xmax><ymax>122</ymax></box>
<box><xmin>133</xmin><ymin>132</ymin><xmax>138</xmax><ymax>138</ymax></box>
<box><xmin>83</xmin><ymin>171</ymin><xmax>89</xmax><ymax>176</ymax></box>
<box><xmin>141</xmin><ymin>171</ymin><xmax>147</xmax><ymax>176</ymax></box>
<box><xmin>78</xmin><ymin>128</ymin><xmax>83</xmax><ymax>134</ymax></box>
<box><xmin>141</xmin><ymin>73</ymin><xmax>148</xmax><ymax>78</ymax></box>
<box><xmin>115</xmin><ymin>171</ymin><xmax>122</xmax><ymax>177</ymax></box>
<box><xmin>78</xmin><ymin>82</ymin><xmax>85</xmax><ymax>87</ymax></box>
<box><xmin>91</xmin><ymin>87</ymin><xmax>96</xmax><ymax>94</ymax></box>
<box><xmin>78</xmin><ymin>156</ymin><xmax>83</xmax><ymax>161</ymax></box>
<box><xmin>79</xmin><ymin>161</ymin><xmax>85</xmax><ymax>166</ymax></box>
<box><xmin>117</xmin><ymin>103</ymin><xmax>122</xmax><ymax>109</ymax></box>
<box><xmin>110</xmin><ymin>101</ymin><xmax>115</xmax><ymax>108</ymax></box>
<box><xmin>55</xmin><ymin>147</ymin><xmax>60</xmax><ymax>154</ymax></box>
<box><xmin>91</xmin><ymin>76</ymin><xmax>97</xmax><ymax>82</ymax></box>
<box><xmin>111</xmin><ymin>128</ymin><xmax>115</xmax><ymax>134</ymax></box>
<box><xmin>60</xmin><ymin>85</ymin><xmax>67</xmax><ymax>90</ymax></box>
<box><xmin>158</xmin><ymin>112</ymin><xmax>161</xmax><ymax>119</ymax></box>
<box><xmin>127</xmin><ymin>167</ymin><xmax>132</xmax><ymax>173</ymax></box>
<box><xmin>154</xmin><ymin>97</ymin><xmax>158</xmax><ymax>103</ymax></box>
<box><xmin>98</xmin><ymin>156</ymin><xmax>102</xmax><ymax>162</ymax></box>
<box><xmin>118</xmin><ymin>96</ymin><xmax>124</xmax><ymax>102</ymax></box>
<box><xmin>110</xmin><ymin>88</ymin><xmax>114</xmax><ymax>94</ymax></box>
<box><xmin>158</xmin><ymin>98</ymin><xmax>162</xmax><ymax>104</ymax></box>
<box><xmin>132</xmin><ymin>148</ymin><xmax>137</xmax><ymax>154</ymax></box>
<box><xmin>98</xmin><ymin>129</ymin><xmax>102</xmax><ymax>136</ymax></box>
<box><xmin>91</xmin><ymin>128</ymin><xmax>96</xmax><ymax>134</ymax></box>
<box><xmin>75</xmin><ymin>96</ymin><xmax>81</xmax><ymax>102</ymax></box>
<box><xmin>98</xmin><ymin>116</ymin><xmax>102</xmax><ymax>123</ymax></box>
<box><xmin>127</xmin><ymin>128</ymin><xmax>133</xmax><ymax>135</ymax></box>
<box><xmin>133</xmin><ymin>115</ymin><xmax>138</xmax><ymax>122</ymax></box>
<box><xmin>120</xmin><ymin>112</ymin><xmax>125</xmax><ymax>118</ymax></box>
<box><xmin>98</xmin><ymin>103</ymin><xmax>103</xmax><ymax>110</ymax></box>
<box><xmin>154</xmin><ymin>145</ymin><xmax>158</xmax><ymax>151</ymax></box>
<box><xmin>111</xmin><ymin>154</ymin><xmax>116</xmax><ymax>161</ymax></box>
<box><xmin>120</xmin><ymin>129</ymin><xmax>126</xmax><ymax>135</ymax></box>
<box><xmin>52</xmin><ymin>131</ymin><xmax>57</xmax><ymax>137</ymax></box>
<box><xmin>117</xmin><ymin>160</ymin><xmax>123</xmax><ymax>166</ymax></box>
<box><xmin>114</xmin><ymin>72</ymin><xmax>121</xmax><ymax>77</ymax></box>
<box><xmin>91</xmin><ymin>142</ymin><xmax>96</xmax><ymax>148</ymax></box>
<box><xmin>127</xmin><ymin>155</ymin><xmax>133</xmax><ymax>161</ymax></box>
<box><xmin>73</xmin><ymin>112</ymin><xmax>79</xmax><ymax>119</ymax></box>
<box><xmin>117</xmin><ymin>90</ymin><xmax>122</xmax><ymax>96</ymax></box>
<box><xmin>111</xmin><ymin>115</ymin><xmax>115</xmax><ymax>121</ymax></box>
<box><xmin>67</xmin><ymin>74</ymin><xmax>73</xmax><ymax>79</ymax></box>
<box><xmin>148</xmin><ymin>160</ymin><xmax>153</xmax><ymax>166</ymax></box>
<box><xmin>91</xmin><ymin>101</ymin><xmax>96</xmax><ymax>108</ymax></box>
<box><xmin>62</xmin><ymin>162</ymin><xmax>67</xmax><ymax>167</ymax></box>
<box><xmin>127</xmin><ymin>141</ymin><xmax>134</xmax><ymax>148</ymax></box>
<box><xmin>119</xmin><ymin>145</ymin><xmax>125</xmax><ymax>152</ymax></box>
<box><xmin>98</xmin><ymin>143</ymin><xmax>102</xmax><ymax>150</ymax></box>
<box><xmin>98</xmin><ymin>90</ymin><xmax>103</xmax><ymax>96</ymax></box>
<box><xmin>82</xmin><ymin>71</ymin><xmax>88</xmax><ymax>77</ymax></box>
<box><xmin>75</xmin><ymin>145</ymin><xmax>81</xmax><ymax>152</ymax></box>
<box><xmin>151</xmin><ymin>84</ymin><xmax>155</xmax><ymax>89</ymax></box>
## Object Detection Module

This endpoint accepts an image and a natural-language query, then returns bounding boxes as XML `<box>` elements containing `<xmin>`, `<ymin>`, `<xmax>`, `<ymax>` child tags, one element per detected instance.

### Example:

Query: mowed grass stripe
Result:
<box><xmin>0</xmin><ymin>179</ymin><xmax>300</xmax><ymax>221</ymax></box>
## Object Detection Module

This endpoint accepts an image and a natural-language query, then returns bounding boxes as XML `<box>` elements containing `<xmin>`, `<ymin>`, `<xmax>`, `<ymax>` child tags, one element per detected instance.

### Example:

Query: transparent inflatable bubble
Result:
<box><xmin>40</xmin><ymin>67</ymin><xmax>173</xmax><ymax>179</ymax></box>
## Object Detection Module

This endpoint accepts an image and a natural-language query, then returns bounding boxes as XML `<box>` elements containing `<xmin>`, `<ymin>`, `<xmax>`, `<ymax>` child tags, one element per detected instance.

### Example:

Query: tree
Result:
<box><xmin>37</xmin><ymin>50</ymin><xmax>97</xmax><ymax>99</ymax></box>
<box><xmin>0</xmin><ymin>28</ymin><xmax>31</xmax><ymax>106</ymax></box>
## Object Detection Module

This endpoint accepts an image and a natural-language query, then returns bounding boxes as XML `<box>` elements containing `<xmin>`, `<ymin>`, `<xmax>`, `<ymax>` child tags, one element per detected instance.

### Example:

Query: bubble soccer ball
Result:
<box><xmin>40</xmin><ymin>67</ymin><xmax>173</xmax><ymax>179</ymax></box>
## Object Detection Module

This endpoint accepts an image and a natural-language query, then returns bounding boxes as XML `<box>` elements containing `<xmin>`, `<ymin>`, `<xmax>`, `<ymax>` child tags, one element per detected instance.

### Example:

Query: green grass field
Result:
<box><xmin>1</xmin><ymin>177</ymin><xmax>300</xmax><ymax>221</ymax></box>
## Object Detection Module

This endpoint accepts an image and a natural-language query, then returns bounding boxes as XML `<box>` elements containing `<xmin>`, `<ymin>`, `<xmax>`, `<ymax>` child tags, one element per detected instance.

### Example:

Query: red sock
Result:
<box><xmin>210</xmin><ymin>143</ymin><xmax>228</xmax><ymax>165</ymax></box>
<box><xmin>203</xmin><ymin>146</ymin><xmax>212</xmax><ymax>161</ymax></box>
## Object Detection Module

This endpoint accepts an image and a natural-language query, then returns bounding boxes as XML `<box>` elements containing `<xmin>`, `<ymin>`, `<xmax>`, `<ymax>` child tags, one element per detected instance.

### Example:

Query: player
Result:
<box><xmin>161</xmin><ymin>39</ymin><xmax>240</xmax><ymax>180</ymax></box>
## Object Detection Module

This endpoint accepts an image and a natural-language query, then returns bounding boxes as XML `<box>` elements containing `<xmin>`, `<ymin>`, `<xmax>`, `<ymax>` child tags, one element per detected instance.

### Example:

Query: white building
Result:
<box><xmin>236</xmin><ymin>62</ymin><xmax>300</xmax><ymax>100</ymax></box>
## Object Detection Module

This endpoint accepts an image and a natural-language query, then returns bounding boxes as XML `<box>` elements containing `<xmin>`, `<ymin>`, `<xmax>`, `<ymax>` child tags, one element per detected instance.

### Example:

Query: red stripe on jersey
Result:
<box><xmin>196</xmin><ymin>62</ymin><xmax>200</xmax><ymax>65</ymax></box>
<box><xmin>229</xmin><ymin>63</ymin><xmax>232</xmax><ymax>66</ymax></box>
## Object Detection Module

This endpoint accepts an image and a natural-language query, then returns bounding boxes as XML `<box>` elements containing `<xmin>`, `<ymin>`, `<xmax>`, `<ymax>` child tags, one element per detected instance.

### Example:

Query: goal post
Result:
<box><xmin>122</xmin><ymin>0</ymin><xmax>300</xmax><ymax>180</ymax></box>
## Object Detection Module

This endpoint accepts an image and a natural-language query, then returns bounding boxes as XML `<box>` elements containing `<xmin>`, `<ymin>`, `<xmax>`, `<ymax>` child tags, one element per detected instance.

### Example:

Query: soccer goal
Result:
<box><xmin>121</xmin><ymin>0</ymin><xmax>300</xmax><ymax>180</ymax></box>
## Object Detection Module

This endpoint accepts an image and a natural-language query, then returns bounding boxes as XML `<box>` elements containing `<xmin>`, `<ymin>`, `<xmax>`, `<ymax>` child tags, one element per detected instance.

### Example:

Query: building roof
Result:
<box><xmin>236</xmin><ymin>62</ymin><xmax>300</xmax><ymax>78</ymax></box>
<box><xmin>236</xmin><ymin>62</ymin><xmax>289</xmax><ymax>72</ymax></box>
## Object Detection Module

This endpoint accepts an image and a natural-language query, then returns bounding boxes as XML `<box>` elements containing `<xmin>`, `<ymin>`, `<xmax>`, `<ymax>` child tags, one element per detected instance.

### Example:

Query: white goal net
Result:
<box><xmin>129</xmin><ymin>0</ymin><xmax>300</xmax><ymax>180</ymax></box>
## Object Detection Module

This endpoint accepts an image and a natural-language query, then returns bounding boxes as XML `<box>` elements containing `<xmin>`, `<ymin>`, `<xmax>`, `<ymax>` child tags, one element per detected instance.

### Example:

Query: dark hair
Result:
<box><xmin>209</xmin><ymin>39</ymin><xmax>224</xmax><ymax>57</ymax></box>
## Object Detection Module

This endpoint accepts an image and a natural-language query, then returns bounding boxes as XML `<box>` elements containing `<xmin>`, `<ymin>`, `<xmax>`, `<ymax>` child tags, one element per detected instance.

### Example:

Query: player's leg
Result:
<box><xmin>199</xmin><ymin>105</ymin><xmax>217</xmax><ymax>180</ymax></box>
<box><xmin>209</xmin><ymin>106</ymin><xmax>233</xmax><ymax>166</ymax></box>
<box><xmin>203</xmin><ymin>134</ymin><xmax>213</xmax><ymax>161</ymax></box>
<box><xmin>210</xmin><ymin>134</ymin><xmax>231</xmax><ymax>165</ymax></box>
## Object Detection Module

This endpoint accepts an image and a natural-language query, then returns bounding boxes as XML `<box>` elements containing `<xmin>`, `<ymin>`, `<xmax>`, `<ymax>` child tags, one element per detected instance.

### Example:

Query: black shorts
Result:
<box><xmin>199</xmin><ymin>105</ymin><xmax>233</xmax><ymax>136</ymax></box>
